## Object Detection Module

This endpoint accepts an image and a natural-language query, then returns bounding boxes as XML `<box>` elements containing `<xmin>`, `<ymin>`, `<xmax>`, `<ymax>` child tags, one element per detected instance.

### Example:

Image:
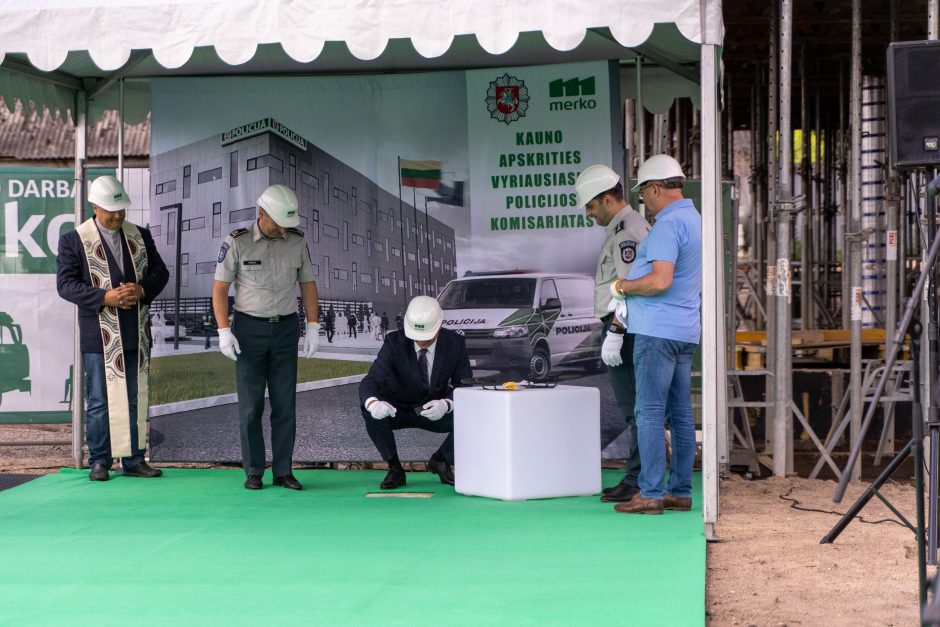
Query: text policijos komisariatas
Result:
<box><xmin>488</xmin><ymin>129</ymin><xmax>592</xmax><ymax>231</ymax></box>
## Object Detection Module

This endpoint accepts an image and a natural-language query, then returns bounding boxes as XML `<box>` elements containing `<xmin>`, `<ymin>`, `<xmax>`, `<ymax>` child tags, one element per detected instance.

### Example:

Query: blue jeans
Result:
<box><xmin>633</xmin><ymin>334</ymin><xmax>697</xmax><ymax>500</ymax></box>
<box><xmin>83</xmin><ymin>352</ymin><xmax>144</xmax><ymax>470</ymax></box>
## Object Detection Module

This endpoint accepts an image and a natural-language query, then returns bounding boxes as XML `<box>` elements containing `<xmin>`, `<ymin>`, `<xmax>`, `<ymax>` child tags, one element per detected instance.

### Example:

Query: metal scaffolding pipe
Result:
<box><xmin>814</xmin><ymin>75</ymin><xmax>823</xmax><ymax>323</ymax></box>
<box><xmin>773</xmin><ymin>0</ymin><xmax>794</xmax><ymax>477</ymax></box>
<box><xmin>848</xmin><ymin>0</ymin><xmax>863</xmax><ymax>482</ymax></box>
<box><xmin>765</xmin><ymin>0</ymin><xmax>779</xmax><ymax>454</ymax></box>
<box><xmin>931</xmin><ymin>0</ymin><xmax>939</xmax><ymax>40</ymax></box>
<box><xmin>800</xmin><ymin>46</ymin><xmax>814</xmax><ymax>330</ymax></box>
<box><xmin>840</xmin><ymin>63</ymin><xmax>850</xmax><ymax>329</ymax></box>
<box><xmin>752</xmin><ymin>66</ymin><xmax>766</xmax><ymax>327</ymax></box>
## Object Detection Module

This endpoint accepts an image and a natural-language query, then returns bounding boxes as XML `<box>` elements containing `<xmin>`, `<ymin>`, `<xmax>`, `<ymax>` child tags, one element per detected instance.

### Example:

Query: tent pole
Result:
<box><xmin>72</xmin><ymin>91</ymin><xmax>87</xmax><ymax>470</ymax></box>
<box><xmin>636</xmin><ymin>58</ymin><xmax>645</xmax><ymax>164</ymax></box>
<box><xmin>701</xmin><ymin>0</ymin><xmax>723</xmax><ymax>541</ymax></box>
<box><xmin>117</xmin><ymin>78</ymin><xmax>124</xmax><ymax>182</ymax></box>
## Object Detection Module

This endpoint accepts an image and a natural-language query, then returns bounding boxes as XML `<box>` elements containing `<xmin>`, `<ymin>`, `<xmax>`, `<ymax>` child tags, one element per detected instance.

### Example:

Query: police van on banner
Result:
<box><xmin>437</xmin><ymin>271</ymin><xmax>602</xmax><ymax>381</ymax></box>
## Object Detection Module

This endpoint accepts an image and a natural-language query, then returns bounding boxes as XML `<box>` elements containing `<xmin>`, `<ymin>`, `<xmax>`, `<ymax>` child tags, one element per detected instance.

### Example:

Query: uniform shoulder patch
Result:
<box><xmin>619</xmin><ymin>240</ymin><xmax>638</xmax><ymax>264</ymax></box>
<box><xmin>613</xmin><ymin>220</ymin><xmax>624</xmax><ymax>234</ymax></box>
<box><xmin>229</xmin><ymin>228</ymin><xmax>249</xmax><ymax>238</ymax></box>
<box><xmin>217</xmin><ymin>242</ymin><xmax>230</xmax><ymax>263</ymax></box>
<box><xmin>287</xmin><ymin>227</ymin><xmax>305</xmax><ymax>237</ymax></box>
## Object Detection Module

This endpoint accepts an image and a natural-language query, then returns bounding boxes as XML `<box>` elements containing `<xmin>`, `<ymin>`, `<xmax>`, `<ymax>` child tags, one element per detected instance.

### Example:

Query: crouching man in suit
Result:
<box><xmin>360</xmin><ymin>296</ymin><xmax>473</xmax><ymax>489</ymax></box>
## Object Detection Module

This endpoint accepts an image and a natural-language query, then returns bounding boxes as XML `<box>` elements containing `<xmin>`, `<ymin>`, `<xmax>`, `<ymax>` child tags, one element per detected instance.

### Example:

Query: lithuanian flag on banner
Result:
<box><xmin>400</xmin><ymin>159</ymin><xmax>442</xmax><ymax>189</ymax></box>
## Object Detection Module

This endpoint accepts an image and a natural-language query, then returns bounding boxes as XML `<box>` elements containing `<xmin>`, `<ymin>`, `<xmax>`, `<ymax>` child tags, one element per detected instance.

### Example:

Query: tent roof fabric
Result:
<box><xmin>0</xmin><ymin>0</ymin><xmax>722</xmax><ymax>122</ymax></box>
<box><xmin>1</xmin><ymin>0</ymin><xmax>715</xmax><ymax>71</ymax></box>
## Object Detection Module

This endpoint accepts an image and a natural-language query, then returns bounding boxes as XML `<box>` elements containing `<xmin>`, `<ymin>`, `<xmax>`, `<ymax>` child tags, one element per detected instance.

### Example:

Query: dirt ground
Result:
<box><xmin>0</xmin><ymin>424</ymin><xmax>926</xmax><ymax>625</ymax></box>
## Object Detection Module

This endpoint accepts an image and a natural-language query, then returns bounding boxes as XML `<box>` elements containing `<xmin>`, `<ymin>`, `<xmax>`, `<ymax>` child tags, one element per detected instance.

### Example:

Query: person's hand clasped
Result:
<box><xmin>420</xmin><ymin>399</ymin><xmax>449</xmax><ymax>421</ymax></box>
<box><xmin>368</xmin><ymin>400</ymin><xmax>397</xmax><ymax>420</ymax></box>
<box><xmin>105</xmin><ymin>283</ymin><xmax>139</xmax><ymax>310</ymax></box>
<box><xmin>218</xmin><ymin>327</ymin><xmax>241</xmax><ymax>361</ymax></box>
<box><xmin>601</xmin><ymin>330</ymin><xmax>624</xmax><ymax>367</ymax></box>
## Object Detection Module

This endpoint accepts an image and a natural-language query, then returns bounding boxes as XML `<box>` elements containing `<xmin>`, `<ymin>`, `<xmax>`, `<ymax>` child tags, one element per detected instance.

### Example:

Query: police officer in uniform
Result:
<box><xmin>575</xmin><ymin>164</ymin><xmax>650</xmax><ymax>503</ymax></box>
<box><xmin>212</xmin><ymin>184</ymin><xmax>320</xmax><ymax>491</ymax></box>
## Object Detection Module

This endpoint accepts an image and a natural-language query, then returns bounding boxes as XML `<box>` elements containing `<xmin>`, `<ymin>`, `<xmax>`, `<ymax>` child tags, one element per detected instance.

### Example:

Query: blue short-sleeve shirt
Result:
<box><xmin>626</xmin><ymin>198</ymin><xmax>702</xmax><ymax>344</ymax></box>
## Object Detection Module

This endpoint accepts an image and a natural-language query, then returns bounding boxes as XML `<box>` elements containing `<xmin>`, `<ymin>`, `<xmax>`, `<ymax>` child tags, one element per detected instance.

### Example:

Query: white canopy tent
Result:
<box><xmin>0</xmin><ymin>0</ymin><xmax>725</xmax><ymax>538</ymax></box>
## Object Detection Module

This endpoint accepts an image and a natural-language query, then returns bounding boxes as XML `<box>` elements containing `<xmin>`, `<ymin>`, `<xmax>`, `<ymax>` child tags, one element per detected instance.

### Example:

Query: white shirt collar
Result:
<box><xmin>95</xmin><ymin>217</ymin><xmax>120</xmax><ymax>236</ymax></box>
<box><xmin>414</xmin><ymin>339</ymin><xmax>437</xmax><ymax>356</ymax></box>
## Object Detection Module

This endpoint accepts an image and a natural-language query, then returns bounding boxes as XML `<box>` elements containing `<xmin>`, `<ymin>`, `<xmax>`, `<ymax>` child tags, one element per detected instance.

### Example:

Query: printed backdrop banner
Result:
<box><xmin>145</xmin><ymin>63</ymin><xmax>632</xmax><ymax>460</ymax></box>
<box><xmin>0</xmin><ymin>168</ymin><xmax>104</xmax><ymax>422</ymax></box>
<box><xmin>466</xmin><ymin>61</ymin><xmax>613</xmax><ymax>273</ymax></box>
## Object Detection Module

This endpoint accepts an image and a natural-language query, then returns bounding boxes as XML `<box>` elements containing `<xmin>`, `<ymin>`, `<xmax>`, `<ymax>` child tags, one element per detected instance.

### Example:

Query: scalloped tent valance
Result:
<box><xmin>0</xmin><ymin>0</ymin><xmax>722</xmax><ymax>123</ymax></box>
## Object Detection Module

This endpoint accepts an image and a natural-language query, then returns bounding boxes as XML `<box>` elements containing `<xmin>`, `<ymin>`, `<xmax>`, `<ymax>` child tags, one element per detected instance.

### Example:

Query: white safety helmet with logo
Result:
<box><xmin>258</xmin><ymin>184</ymin><xmax>300</xmax><ymax>228</ymax></box>
<box><xmin>574</xmin><ymin>164</ymin><xmax>621</xmax><ymax>208</ymax></box>
<box><xmin>404</xmin><ymin>296</ymin><xmax>443</xmax><ymax>341</ymax></box>
<box><xmin>88</xmin><ymin>175</ymin><xmax>131</xmax><ymax>212</ymax></box>
<box><xmin>630</xmin><ymin>154</ymin><xmax>686</xmax><ymax>192</ymax></box>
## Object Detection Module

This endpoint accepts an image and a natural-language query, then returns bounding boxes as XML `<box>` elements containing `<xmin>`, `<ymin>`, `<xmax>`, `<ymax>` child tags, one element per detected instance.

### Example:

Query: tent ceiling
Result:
<box><xmin>0</xmin><ymin>1</ymin><xmax>717</xmax><ymax>122</ymax></box>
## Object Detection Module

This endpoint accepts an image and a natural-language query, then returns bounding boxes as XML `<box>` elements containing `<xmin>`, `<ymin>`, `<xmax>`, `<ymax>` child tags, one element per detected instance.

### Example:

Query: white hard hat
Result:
<box><xmin>630</xmin><ymin>154</ymin><xmax>686</xmax><ymax>192</ymax></box>
<box><xmin>258</xmin><ymin>184</ymin><xmax>300</xmax><ymax>228</ymax></box>
<box><xmin>404</xmin><ymin>296</ymin><xmax>443</xmax><ymax>341</ymax></box>
<box><xmin>574</xmin><ymin>164</ymin><xmax>621</xmax><ymax>208</ymax></box>
<box><xmin>88</xmin><ymin>175</ymin><xmax>131</xmax><ymax>212</ymax></box>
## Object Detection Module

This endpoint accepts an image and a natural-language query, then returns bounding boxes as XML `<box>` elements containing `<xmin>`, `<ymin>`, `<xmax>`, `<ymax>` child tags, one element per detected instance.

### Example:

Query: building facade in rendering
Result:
<box><xmin>149</xmin><ymin>118</ymin><xmax>458</xmax><ymax>319</ymax></box>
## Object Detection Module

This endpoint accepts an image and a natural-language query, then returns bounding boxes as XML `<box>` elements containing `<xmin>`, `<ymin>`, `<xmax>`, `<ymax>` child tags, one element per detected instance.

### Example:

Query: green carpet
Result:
<box><xmin>0</xmin><ymin>469</ymin><xmax>704</xmax><ymax>626</ymax></box>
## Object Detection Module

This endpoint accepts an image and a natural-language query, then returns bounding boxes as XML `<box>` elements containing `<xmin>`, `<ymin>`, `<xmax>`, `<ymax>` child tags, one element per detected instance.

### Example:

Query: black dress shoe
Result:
<box><xmin>602</xmin><ymin>478</ymin><xmax>630</xmax><ymax>496</ymax></box>
<box><xmin>600</xmin><ymin>482</ymin><xmax>639</xmax><ymax>503</ymax></box>
<box><xmin>380</xmin><ymin>465</ymin><xmax>406</xmax><ymax>490</ymax></box>
<box><xmin>273</xmin><ymin>474</ymin><xmax>303</xmax><ymax>490</ymax></box>
<box><xmin>244</xmin><ymin>474</ymin><xmax>263</xmax><ymax>490</ymax></box>
<box><xmin>89</xmin><ymin>463</ymin><xmax>110</xmax><ymax>482</ymax></box>
<box><xmin>122</xmin><ymin>461</ymin><xmax>163</xmax><ymax>478</ymax></box>
<box><xmin>427</xmin><ymin>457</ymin><xmax>455</xmax><ymax>486</ymax></box>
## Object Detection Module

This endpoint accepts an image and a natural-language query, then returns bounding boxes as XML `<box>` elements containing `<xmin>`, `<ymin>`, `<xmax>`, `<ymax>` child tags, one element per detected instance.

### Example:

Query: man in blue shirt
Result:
<box><xmin>607</xmin><ymin>154</ymin><xmax>701</xmax><ymax>515</ymax></box>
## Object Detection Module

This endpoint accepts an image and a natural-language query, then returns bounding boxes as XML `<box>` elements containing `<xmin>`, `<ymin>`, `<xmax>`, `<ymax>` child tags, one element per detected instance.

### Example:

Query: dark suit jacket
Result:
<box><xmin>56</xmin><ymin>223</ymin><xmax>169</xmax><ymax>354</ymax></box>
<box><xmin>359</xmin><ymin>328</ymin><xmax>473</xmax><ymax>409</ymax></box>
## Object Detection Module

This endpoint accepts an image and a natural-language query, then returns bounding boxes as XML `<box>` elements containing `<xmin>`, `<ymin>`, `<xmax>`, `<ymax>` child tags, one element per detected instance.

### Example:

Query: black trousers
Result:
<box><xmin>606</xmin><ymin>327</ymin><xmax>640</xmax><ymax>487</ymax></box>
<box><xmin>233</xmin><ymin>312</ymin><xmax>299</xmax><ymax>477</ymax></box>
<box><xmin>362</xmin><ymin>405</ymin><xmax>454</xmax><ymax>464</ymax></box>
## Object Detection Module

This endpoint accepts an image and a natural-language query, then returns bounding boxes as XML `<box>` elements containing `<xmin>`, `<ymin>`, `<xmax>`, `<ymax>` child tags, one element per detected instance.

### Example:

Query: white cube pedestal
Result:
<box><xmin>453</xmin><ymin>385</ymin><xmax>601</xmax><ymax>501</ymax></box>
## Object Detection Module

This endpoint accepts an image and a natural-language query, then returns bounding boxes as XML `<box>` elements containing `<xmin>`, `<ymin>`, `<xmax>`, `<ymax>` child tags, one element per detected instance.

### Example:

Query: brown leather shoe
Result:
<box><xmin>664</xmin><ymin>494</ymin><xmax>692</xmax><ymax>511</ymax></box>
<box><xmin>613</xmin><ymin>494</ymin><xmax>663</xmax><ymax>515</ymax></box>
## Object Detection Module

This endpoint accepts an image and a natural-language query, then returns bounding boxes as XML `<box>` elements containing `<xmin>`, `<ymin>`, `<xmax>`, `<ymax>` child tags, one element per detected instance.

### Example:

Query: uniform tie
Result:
<box><xmin>418</xmin><ymin>348</ymin><xmax>430</xmax><ymax>391</ymax></box>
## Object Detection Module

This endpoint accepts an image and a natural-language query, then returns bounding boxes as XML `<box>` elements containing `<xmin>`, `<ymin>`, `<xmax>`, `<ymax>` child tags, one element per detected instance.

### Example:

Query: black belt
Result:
<box><xmin>236</xmin><ymin>311</ymin><xmax>298</xmax><ymax>323</ymax></box>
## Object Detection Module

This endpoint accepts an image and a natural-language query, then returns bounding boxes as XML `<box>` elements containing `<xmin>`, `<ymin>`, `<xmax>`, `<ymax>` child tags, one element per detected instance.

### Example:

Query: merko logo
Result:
<box><xmin>548</xmin><ymin>77</ymin><xmax>597</xmax><ymax>111</ymax></box>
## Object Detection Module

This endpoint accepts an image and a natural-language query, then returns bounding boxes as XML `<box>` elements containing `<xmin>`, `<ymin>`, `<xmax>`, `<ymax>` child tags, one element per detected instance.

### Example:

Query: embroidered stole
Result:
<box><xmin>76</xmin><ymin>218</ymin><xmax>150</xmax><ymax>458</ymax></box>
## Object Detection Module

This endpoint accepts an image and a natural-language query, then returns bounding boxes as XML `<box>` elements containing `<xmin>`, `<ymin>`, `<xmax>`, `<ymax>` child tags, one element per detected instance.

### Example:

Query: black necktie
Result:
<box><xmin>418</xmin><ymin>348</ymin><xmax>429</xmax><ymax>391</ymax></box>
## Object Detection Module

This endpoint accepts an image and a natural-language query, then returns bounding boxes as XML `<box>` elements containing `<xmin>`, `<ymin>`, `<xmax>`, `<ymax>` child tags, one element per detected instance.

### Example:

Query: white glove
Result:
<box><xmin>218</xmin><ymin>327</ymin><xmax>241</xmax><ymax>361</ymax></box>
<box><xmin>609</xmin><ymin>281</ymin><xmax>627</xmax><ymax>301</ymax></box>
<box><xmin>302</xmin><ymin>322</ymin><xmax>320</xmax><ymax>358</ymax></box>
<box><xmin>601</xmin><ymin>330</ymin><xmax>624</xmax><ymax>367</ymax></box>
<box><xmin>367</xmin><ymin>400</ymin><xmax>397</xmax><ymax>420</ymax></box>
<box><xmin>420</xmin><ymin>399</ymin><xmax>450</xmax><ymax>421</ymax></box>
<box><xmin>606</xmin><ymin>298</ymin><xmax>629</xmax><ymax>329</ymax></box>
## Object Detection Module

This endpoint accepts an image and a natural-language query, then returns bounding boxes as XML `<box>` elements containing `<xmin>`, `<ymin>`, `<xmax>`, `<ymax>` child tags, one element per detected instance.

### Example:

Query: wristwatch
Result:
<box><xmin>608</xmin><ymin>325</ymin><xmax>625</xmax><ymax>335</ymax></box>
